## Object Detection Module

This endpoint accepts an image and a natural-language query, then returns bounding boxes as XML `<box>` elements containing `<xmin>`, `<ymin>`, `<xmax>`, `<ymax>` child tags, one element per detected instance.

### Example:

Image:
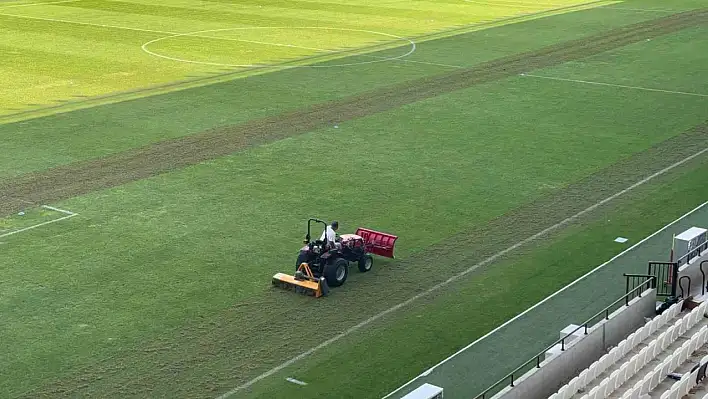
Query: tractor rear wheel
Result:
<box><xmin>324</xmin><ymin>258</ymin><xmax>349</xmax><ymax>287</ymax></box>
<box><xmin>358</xmin><ymin>254</ymin><xmax>374</xmax><ymax>273</ymax></box>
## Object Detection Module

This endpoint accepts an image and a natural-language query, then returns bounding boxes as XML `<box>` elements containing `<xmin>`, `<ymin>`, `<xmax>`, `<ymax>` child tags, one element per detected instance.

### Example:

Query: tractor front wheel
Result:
<box><xmin>324</xmin><ymin>258</ymin><xmax>349</xmax><ymax>287</ymax></box>
<box><xmin>358</xmin><ymin>254</ymin><xmax>374</xmax><ymax>273</ymax></box>
<box><xmin>295</xmin><ymin>252</ymin><xmax>307</xmax><ymax>271</ymax></box>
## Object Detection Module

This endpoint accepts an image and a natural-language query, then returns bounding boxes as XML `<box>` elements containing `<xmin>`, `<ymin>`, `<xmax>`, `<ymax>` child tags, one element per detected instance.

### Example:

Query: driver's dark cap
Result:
<box><xmin>331</xmin><ymin>221</ymin><xmax>339</xmax><ymax>229</ymax></box>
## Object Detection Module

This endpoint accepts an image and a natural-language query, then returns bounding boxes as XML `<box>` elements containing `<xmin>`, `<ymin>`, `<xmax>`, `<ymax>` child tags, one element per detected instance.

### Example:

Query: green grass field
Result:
<box><xmin>0</xmin><ymin>0</ymin><xmax>707</xmax><ymax>398</ymax></box>
<box><xmin>0</xmin><ymin>0</ymin><xmax>596</xmax><ymax>121</ymax></box>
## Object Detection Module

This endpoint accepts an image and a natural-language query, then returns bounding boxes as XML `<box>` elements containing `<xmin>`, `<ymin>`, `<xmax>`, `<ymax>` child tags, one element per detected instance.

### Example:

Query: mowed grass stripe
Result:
<box><xmin>40</xmin><ymin>0</ymin><xmax>501</xmax><ymax>39</ymax></box>
<box><xmin>0</xmin><ymin>0</ymin><xmax>610</xmax><ymax>123</ymax></box>
<box><xmin>204</xmin><ymin>0</ymin><xmax>479</xmax><ymax>18</ymax></box>
<box><xmin>56</xmin><ymin>0</ymin><xmax>328</xmax><ymax>27</ymax></box>
<box><xmin>20</xmin><ymin>121</ymin><xmax>708</xmax><ymax>398</ymax></box>
<box><xmin>0</xmin><ymin>12</ymin><xmax>160</xmax><ymax>44</ymax></box>
<box><xmin>1</xmin><ymin>8</ymin><xmax>705</xmax><ymax>217</ymax></box>
<box><xmin>71</xmin><ymin>0</ymin><xmax>472</xmax><ymax>22</ymax></box>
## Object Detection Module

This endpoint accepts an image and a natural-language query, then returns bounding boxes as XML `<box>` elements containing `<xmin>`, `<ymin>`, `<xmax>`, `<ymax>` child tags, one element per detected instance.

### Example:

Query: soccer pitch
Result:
<box><xmin>0</xmin><ymin>0</ymin><xmax>590</xmax><ymax>120</ymax></box>
<box><xmin>0</xmin><ymin>0</ymin><xmax>707</xmax><ymax>398</ymax></box>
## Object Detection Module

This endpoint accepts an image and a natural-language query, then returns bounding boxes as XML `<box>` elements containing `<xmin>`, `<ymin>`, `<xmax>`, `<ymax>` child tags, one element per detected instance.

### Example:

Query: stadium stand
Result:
<box><xmin>549</xmin><ymin>299</ymin><xmax>708</xmax><ymax>399</ymax></box>
<box><xmin>475</xmin><ymin>226</ymin><xmax>708</xmax><ymax>399</ymax></box>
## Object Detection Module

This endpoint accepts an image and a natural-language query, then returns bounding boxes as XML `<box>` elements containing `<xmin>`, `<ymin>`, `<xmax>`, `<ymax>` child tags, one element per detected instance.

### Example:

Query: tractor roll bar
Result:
<box><xmin>306</xmin><ymin>218</ymin><xmax>328</xmax><ymax>243</ymax></box>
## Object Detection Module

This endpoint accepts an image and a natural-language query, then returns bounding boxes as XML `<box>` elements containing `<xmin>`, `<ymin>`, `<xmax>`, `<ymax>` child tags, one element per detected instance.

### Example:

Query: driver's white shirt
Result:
<box><xmin>320</xmin><ymin>225</ymin><xmax>336</xmax><ymax>243</ymax></box>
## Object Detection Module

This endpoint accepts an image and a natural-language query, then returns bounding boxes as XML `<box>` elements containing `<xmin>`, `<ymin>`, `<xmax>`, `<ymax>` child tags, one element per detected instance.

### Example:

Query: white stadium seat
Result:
<box><xmin>566</xmin><ymin>375</ymin><xmax>579</xmax><ymax>398</ymax></box>
<box><xmin>609</xmin><ymin>369</ymin><xmax>620</xmax><ymax>391</ymax></box>
<box><xmin>543</xmin><ymin>299</ymin><xmax>708</xmax><ymax>399</ymax></box>
<box><xmin>639</xmin><ymin>374</ymin><xmax>651</xmax><ymax>395</ymax></box>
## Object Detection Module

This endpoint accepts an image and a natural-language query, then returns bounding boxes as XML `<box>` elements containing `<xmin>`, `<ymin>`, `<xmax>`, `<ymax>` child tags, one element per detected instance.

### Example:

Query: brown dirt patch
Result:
<box><xmin>1</xmin><ymin>9</ymin><xmax>706</xmax><ymax>217</ymax></box>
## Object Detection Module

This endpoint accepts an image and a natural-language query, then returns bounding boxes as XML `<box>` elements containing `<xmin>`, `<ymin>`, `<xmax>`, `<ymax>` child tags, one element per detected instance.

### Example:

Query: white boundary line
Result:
<box><xmin>395</xmin><ymin>58</ymin><xmax>465</xmax><ymax>69</ymax></box>
<box><xmin>140</xmin><ymin>27</ymin><xmax>416</xmax><ymax>69</ymax></box>
<box><xmin>0</xmin><ymin>11</ymin><xmax>175</xmax><ymax>33</ymax></box>
<box><xmin>522</xmin><ymin>73</ymin><xmax>708</xmax><ymax>98</ymax></box>
<box><xmin>608</xmin><ymin>6</ymin><xmax>679</xmax><ymax>13</ymax></box>
<box><xmin>0</xmin><ymin>12</ymin><xmax>417</xmax><ymax>68</ymax></box>
<box><xmin>0</xmin><ymin>0</ymin><xmax>80</xmax><ymax>8</ymax></box>
<box><xmin>216</xmin><ymin>147</ymin><xmax>708</xmax><ymax>398</ymax></box>
<box><xmin>0</xmin><ymin>212</ymin><xmax>78</xmax><ymax>238</ymax></box>
<box><xmin>285</xmin><ymin>377</ymin><xmax>308</xmax><ymax>386</ymax></box>
<box><xmin>384</xmin><ymin>200</ymin><xmax>708</xmax><ymax>398</ymax></box>
<box><xmin>464</xmin><ymin>0</ymin><xmax>567</xmax><ymax>9</ymax></box>
<box><xmin>41</xmin><ymin>204</ymin><xmax>76</xmax><ymax>215</ymax></box>
<box><xmin>0</xmin><ymin>0</ymin><xmax>621</xmax><ymax>71</ymax></box>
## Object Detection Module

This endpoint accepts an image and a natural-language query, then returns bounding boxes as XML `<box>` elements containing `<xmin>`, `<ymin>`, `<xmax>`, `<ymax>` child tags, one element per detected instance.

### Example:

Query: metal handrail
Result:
<box><xmin>677</xmin><ymin>239</ymin><xmax>708</xmax><ymax>266</ymax></box>
<box><xmin>624</xmin><ymin>273</ymin><xmax>656</xmax><ymax>304</ymax></box>
<box><xmin>700</xmin><ymin>261</ymin><xmax>708</xmax><ymax>295</ymax></box>
<box><xmin>473</xmin><ymin>275</ymin><xmax>656</xmax><ymax>399</ymax></box>
<box><xmin>624</xmin><ymin>274</ymin><xmax>657</xmax><ymax>279</ymax></box>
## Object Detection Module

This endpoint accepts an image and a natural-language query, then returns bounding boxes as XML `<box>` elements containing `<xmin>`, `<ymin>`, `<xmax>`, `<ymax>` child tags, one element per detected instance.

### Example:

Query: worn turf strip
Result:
<box><xmin>19</xmin><ymin>121</ymin><xmax>708</xmax><ymax>398</ymax></box>
<box><xmin>274</xmin><ymin>167</ymin><xmax>708</xmax><ymax>399</ymax></box>
<box><xmin>1</xmin><ymin>8</ymin><xmax>706</xmax><ymax>217</ymax></box>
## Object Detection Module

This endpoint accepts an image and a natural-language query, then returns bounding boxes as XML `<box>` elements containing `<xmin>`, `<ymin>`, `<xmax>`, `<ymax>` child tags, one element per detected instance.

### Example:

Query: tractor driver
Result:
<box><xmin>320</xmin><ymin>221</ymin><xmax>341</xmax><ymax>250</ymax></box>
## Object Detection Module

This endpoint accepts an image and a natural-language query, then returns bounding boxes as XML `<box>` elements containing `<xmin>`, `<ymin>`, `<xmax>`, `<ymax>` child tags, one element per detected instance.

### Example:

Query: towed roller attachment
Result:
<box><xmin>271</xmin><ymin>263</ymin><xmax>329</xmax><ymax>298</ymax></box>
<box><xmin>355</xmin><ymin>227</ymin><xmax>398</xmax><ymax>259</ymax></box>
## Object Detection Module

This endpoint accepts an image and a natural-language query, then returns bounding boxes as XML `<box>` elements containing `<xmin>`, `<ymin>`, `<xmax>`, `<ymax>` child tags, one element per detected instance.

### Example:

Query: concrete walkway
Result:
<box><xmin>386</xmin><ymin>202</ymin><xmax>708</xmax><ymax>399</ymax></box>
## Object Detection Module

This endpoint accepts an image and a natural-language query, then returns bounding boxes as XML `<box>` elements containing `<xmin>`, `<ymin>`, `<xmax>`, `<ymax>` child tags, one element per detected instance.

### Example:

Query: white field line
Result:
<box><xmin>0</xmin><ymin>11</ymin><xmax>420</xmax><ymax>69</ymax></box>
<box><xmin>0</xmin><ymin>0</ymin><xmax>617</xmax><ymax>70</ymax></box>
<box><xmin>41</xmin><ymin>204</ymin><xmax>77</xmax><ymax>215</ymax></box>
<box><xmin>0</xmin><ymin>12</ymin><xmax>357</xmax><ymax>53</ymax></box>
<box><xmin>0</xmin><ymin>1</ymin><xmax>682</xmax><ymax>73</ymax></box>
<box><xmin>0</xmin><ymin>213</ymin><xmax>77</xmax><ymax>238</ymax></box>
<box><xmin>392</xmin><ymin>58</ymin><xmax>465</xmax><ymax>69</ymax></box>
<box><xmin>215</xmin><ymin>147</ymin><xmax>708</xmax><ymax>399</ymax></box>
<box><xmin>0</xmin><ymin>12</ymin><xmax>418</xmax><ymax>66</ymax></box>
<box><xmin>139</xmin><ymin>27</ymin><xmax>416</xmax><ymax>68</ymax></box>
<box><xmin>0</xmin><ymin>0</ymin><xmax>80</xmax><ymax>8</ymax></box>
<box><xmin>608</xmin><ymin>6</ymin><xmax>680</xmax><ymax>13</ymax></box>
<box><xmin>522</xmin><ymin>74</ymin><xmax>708</xmax><ymax>98</ymax></box>
<box><xmin>285</xmin><ymin>377</ymin><xmax>308</xmax><ymax>386</ymax></box>
<box><xmin>464</xmin><ymin>2</ymin><xmax>682</xmax><ymax>14</ymax></box>
<box><xmin>388</xmin><ymin>64</ymin><xmax>708</xmax><ymax>96</ymax></box>
<box><xmin>464</xmin><ymin>0</ymin><xmax>567</xmax><ymax>9</ymax></box>
<box><xmin>0</xmin><ymin>11</ymin><xmax>175</xmax><ymax>33</ymax></box>
<box><xmin>384</xmin><ymin>199</ymin><xmax>708</xmax><ymax>399</ymax></box>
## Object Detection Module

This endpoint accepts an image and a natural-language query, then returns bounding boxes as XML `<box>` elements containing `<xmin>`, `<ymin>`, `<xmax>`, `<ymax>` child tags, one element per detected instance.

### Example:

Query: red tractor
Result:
<box><xmin>272</xmin><ymin>218</ymin><xmax>398</xmax><ymax>297</ymax></box>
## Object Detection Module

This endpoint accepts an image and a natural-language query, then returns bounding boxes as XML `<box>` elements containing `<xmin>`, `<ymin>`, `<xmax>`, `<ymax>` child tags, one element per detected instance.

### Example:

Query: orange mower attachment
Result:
<box><xmin>272</xmin><ymin>218</ymin><xmax>398</xmax><ymax>297</ymax></box>
<box><xmin>272</xmin><ymin>262</ymin><xmax>329</xmax><ymax>298</ymax></box>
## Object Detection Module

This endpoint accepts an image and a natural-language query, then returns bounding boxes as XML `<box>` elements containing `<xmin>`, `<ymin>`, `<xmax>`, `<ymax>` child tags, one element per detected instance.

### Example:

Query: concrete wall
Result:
<box><xmin>491</xmin><ymin>289</ymin><xmax>657</xmax><ymax>399</ymax></box>
<box><xmin>603</xmin><ymin>290</ymin><xmax>656</xmax><ymax>349</ymax></box>
<box><xmin>678</xmin><ymin>251</ymin><xmax>708</xmax><ymax>299</ymax></box>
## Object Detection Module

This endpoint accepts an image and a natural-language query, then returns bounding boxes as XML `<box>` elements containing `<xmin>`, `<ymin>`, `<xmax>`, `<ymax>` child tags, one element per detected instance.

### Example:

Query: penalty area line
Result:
<box><xmin>0</xmin><ymin>213</ymin><xmax>78</xmax><ymax>238</ymax></box>
<box><xmin>285</xmin><ymin>377</ymin><xmax>308</xmax><ymax>386</ymax></box>
<box><xmin>41</xmin><ymin>204</ymin><xmax>77</xmax><ymax>215</ymax></box>
<box><xmin>607</xmin><ymin>6</ymin><xmax>681</xmax><ymax>13</ymax></box>
<box><xmin>521</xmin><ymin>73</ymin><xmax>708</xmax><ymax>98</ymax></box>
<box><xmin>214</xmin><ymin>149</ymin><xmax>708</xmax><ymax>398</ymax></box>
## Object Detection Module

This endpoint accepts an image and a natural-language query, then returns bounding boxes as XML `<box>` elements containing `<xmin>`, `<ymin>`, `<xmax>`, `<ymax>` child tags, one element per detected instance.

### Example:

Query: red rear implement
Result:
<box><xmin>355</xmin><ymin>227</ymin><xmax>398</xmax><ymax>259</ymax></box>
